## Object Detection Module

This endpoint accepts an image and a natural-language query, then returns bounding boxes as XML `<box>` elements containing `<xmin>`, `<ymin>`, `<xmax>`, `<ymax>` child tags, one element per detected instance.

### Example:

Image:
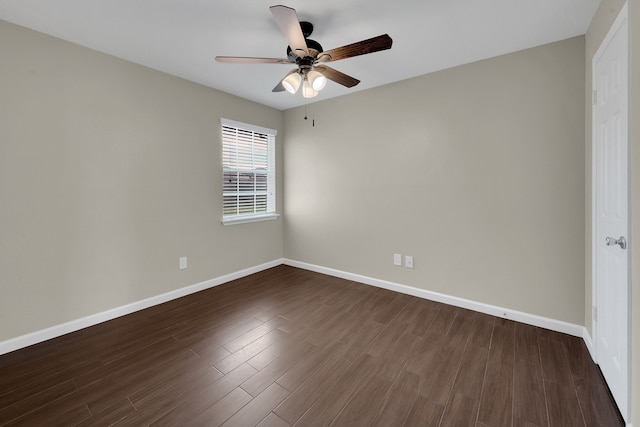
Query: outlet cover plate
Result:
<box><xmin>405</xmin><ymin>255</ymin><xmax>414</xmax><ymax>269</ymax></box>
<box><xmin>393</xmin><ymin>254</ymin><xmax>402</xmax><ymax>266</ymax></box>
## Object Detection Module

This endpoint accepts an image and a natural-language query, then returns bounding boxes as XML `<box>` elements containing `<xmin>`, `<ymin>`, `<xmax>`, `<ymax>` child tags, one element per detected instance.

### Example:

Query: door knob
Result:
<box><xmin>605</xmin><ymin>236</ymin><xmax>627</xmax><ymax>249</ymax></box>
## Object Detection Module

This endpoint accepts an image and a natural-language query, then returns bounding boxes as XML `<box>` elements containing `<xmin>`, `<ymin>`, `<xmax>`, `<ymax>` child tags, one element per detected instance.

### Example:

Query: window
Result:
<box><xmin>221</xmin><ymin>118</ymin><xmax>278</xmax><ymax>225</ymax></box>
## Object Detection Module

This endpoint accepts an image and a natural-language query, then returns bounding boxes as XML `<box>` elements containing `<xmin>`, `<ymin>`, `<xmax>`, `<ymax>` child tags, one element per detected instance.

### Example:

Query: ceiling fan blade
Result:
<box><xmin>270</xmin><ymin>5</ymin><xmax>309</xmax><ymax>58</ymax></box>
<box><xmin>216</xmin><ymin>56</ymin><xmax>293</xmax><ymax>64</ymax></box>
<box><xmin>317</xmin><ymin>34</ymin><xmax>393</xmax><ymax>63</ymax></box>
<box><xmin>273</xmin><ymin>68</ymin><xmax>299</xmax><ymax>92</ymax></box>
<box><xmin>315</xmin><ymin>66</ymin><xmax>360</xmax><ymax>88</ymax></box>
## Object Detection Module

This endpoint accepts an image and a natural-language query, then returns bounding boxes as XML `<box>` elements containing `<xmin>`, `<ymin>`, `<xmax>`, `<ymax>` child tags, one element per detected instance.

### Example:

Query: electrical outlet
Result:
<box><xmin>405</xmin><ymin>255</ymin><xmax>414</xmax><ymax>269</ymax></box>
<box><xmin>393</xmin><ymin>253</ymin><xmax>402</xmax><ymax>266</ymax></box>
<box><xmin>179</xmin><ymin>256</ymin><xmax>188</xmax><ymax>270</ymax></box>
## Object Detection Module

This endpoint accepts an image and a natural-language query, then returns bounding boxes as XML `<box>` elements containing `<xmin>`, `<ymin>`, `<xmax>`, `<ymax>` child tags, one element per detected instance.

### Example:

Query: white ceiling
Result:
<box><xmin>0</xmin><ymin>0</ymin><xmax>600</xmax><ymax>111</ymax></box>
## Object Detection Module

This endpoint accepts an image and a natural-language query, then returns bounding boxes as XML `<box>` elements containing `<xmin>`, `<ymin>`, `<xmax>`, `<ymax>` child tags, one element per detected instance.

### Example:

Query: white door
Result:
<box><xmin>593</xmin><ymin>2</ymin><xmax>629</xmax><ymax>421</ymax></box>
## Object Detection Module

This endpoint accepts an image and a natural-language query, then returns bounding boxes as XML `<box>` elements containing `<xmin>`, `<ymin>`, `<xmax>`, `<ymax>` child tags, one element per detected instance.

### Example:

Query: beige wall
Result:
<box><xmin>284</xmin><ymin>37</ymin><xmax>586</xmax><ymax>324</ymax></box>
<box><xmin>585</xmin><ymin>0</ymin><xmax>638</xmax><ymax>422</ymax></box>
<box><xmin>0</xmin><ymin>20</ymin><xmax>284</xmax><ymax>341</ymax></box>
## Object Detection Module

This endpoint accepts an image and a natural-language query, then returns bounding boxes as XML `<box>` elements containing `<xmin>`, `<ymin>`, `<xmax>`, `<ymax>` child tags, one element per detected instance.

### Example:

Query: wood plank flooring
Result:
<box><xmin>0</xmin><ymin>265</ymin><xmax>624</xmax><ymax>426</ymax></box>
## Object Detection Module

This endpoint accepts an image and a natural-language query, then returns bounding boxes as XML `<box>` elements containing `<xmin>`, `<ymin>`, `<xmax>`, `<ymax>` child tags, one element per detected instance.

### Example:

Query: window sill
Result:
<box><xmin>222</xmin><ymin>213</ymin><xmax>280</xmax><ymax>226</ymax></box>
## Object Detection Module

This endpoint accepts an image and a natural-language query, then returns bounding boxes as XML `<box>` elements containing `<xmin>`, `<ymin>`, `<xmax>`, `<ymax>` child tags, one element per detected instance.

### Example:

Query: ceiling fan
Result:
<box><xmin>216</xmin><ymin>5</ymin><xmax>393</xmax><ymax>98</ymax></box>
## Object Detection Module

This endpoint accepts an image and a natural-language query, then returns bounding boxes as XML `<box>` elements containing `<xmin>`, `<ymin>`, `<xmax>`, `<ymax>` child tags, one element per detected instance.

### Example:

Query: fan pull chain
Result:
<box><xmin>303</xmin><ymin>101</ymin><xmax>314</xmax><ymax>127</ymax></box>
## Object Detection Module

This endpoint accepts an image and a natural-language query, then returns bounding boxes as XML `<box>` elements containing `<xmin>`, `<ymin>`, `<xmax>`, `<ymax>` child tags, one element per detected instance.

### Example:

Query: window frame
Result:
<box><xmin>220</xmin><ymin>118</ymin><xmax>279</xmax><ymax>226</ymax></box>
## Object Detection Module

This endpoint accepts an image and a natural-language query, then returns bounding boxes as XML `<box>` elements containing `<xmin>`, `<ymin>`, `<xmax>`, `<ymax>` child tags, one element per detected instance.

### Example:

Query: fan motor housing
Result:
<box><xmin>286</xmin><ymin>21</ymin><xmax>323</xmax><ymax>61</ymax></box>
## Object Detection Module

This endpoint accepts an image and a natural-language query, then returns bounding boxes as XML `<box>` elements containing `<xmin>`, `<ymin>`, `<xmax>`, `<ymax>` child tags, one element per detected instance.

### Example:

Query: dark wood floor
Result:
<box><xmin>0</xmin><ymin>265</ymin><xmax>623</xmax><ymax>426</ymax></box>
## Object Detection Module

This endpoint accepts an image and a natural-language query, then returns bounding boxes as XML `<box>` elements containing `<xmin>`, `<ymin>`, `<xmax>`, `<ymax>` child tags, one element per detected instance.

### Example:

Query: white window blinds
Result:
<box><xmin>221</xmin><ymin>119</ymin><xmax>277</xmax><ymax>223</ymax></box>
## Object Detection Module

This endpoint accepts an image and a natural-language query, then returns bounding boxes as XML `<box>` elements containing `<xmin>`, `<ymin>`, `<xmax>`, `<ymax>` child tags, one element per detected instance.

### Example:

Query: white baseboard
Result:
<box><xmin>0</xmin><ymin>259</ymin><xmax>284</xmax><ymax>356</ymax></box>
<box><xmin>582</xmin><ymin>328</ymin><xmax>596</xmax><ymax>361</ymax></box>
<box><xmin>0</xmin><ymin>257</ymin><xmax>590</xmax><ymax>356</ymax></box>
<box><xmin>283</xmin><ymin>258</ymin><xmax>586</xmax><ymax>338</ymax></box>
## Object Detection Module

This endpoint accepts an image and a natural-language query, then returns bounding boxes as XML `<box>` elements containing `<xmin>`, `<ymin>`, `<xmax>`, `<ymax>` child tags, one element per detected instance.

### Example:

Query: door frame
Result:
<box><xmin>590</xmin><ymin>0</ymin><xmax>630</xmax><ymax>421</ymax></box>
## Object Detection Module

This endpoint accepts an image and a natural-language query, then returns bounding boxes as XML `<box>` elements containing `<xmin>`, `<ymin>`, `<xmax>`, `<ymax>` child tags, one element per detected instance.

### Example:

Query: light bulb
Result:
<box><xmin>282</xmin><ymin>72</ymin><xmax>301</xmax><ymax>94</ymax></box>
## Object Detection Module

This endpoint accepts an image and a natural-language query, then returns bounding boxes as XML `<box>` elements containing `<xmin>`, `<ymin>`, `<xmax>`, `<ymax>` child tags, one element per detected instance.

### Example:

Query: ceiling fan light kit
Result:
<box><xmin>215</xmin><ymin>5</ymin><xmax>393</xmax><ymax>98</ymax></box>
<box><xmin>281</xmin><ymin>69</ymin><xmax>325</xmax><ymax>97</ymax></box>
